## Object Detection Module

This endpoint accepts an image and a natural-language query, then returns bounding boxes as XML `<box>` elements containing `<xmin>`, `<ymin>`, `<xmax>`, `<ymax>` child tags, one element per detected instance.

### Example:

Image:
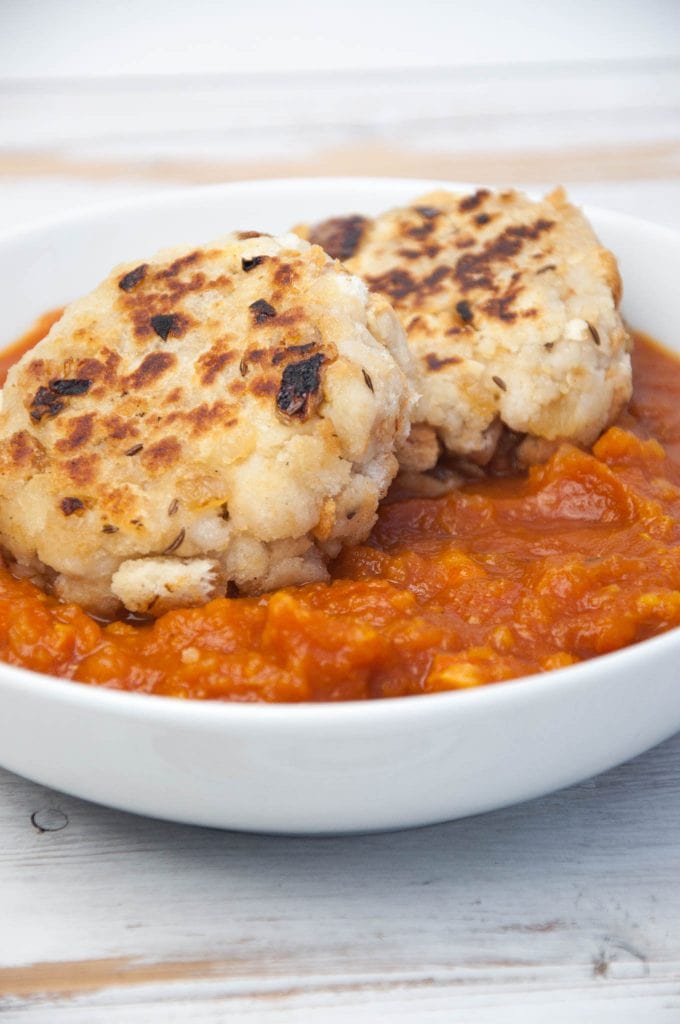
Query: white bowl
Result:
<box><xmin>1</xmin><ymin>178</ymin><xmax>679</xmax><ymax>835</ymax></box>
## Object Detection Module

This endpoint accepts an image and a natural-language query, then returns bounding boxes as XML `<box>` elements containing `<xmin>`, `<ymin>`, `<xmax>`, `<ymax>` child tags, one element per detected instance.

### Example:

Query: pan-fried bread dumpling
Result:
<box><xmin>0</xmin><ymin>232</ymin><xmax>414</xmax><ymax>617</ymax></box>
<box><xmin>303</xmin><ymin>187</ymin><xmax>632</xmax><ymax>471</ymax></box>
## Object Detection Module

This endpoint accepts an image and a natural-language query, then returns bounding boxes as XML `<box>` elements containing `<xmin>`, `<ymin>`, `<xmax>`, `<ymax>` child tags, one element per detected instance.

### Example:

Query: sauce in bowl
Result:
<box><xmin>0</xmin><ymin>319</ymin><xmax>679</xmax><ymax>702</ymax></box>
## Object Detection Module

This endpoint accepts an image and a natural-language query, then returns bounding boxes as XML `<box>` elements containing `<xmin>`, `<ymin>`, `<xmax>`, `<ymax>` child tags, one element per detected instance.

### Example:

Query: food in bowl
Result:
<box><xmin>0</xmin><ymin>186</ymin><xmax>677</xmax><ymax>705</ymax></box>
<box><xmin>300</xmin><ymin>187</ymin><xmax>632</xmax><ymax>477</ymax></box>
<box><xmin>0</xmin><ymin>231</ymin><xmax>413</xmax><ymax>618</ymax></box>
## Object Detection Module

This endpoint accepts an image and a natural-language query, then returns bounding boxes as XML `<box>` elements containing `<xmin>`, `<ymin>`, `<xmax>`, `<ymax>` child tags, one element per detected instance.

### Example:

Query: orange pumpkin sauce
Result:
<box><xmin>2</xmin><ymin>318</ymin><xmax>680</xmax><ymax>701</ymax></box>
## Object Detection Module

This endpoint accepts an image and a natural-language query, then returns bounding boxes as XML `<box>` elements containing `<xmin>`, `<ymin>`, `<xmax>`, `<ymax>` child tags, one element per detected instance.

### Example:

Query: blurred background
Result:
<box><xmin>0</xmin><ymin>0</ymin><xmax>679</xmax><ymax>228</ymax></box>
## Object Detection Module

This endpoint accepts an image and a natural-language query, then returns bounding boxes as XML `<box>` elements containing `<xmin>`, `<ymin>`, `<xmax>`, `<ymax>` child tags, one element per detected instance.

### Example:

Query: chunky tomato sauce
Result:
<box><xmin>2</xmin><ymin>318</ymin><xmax>680</xmax><ymax>701</ymax></box>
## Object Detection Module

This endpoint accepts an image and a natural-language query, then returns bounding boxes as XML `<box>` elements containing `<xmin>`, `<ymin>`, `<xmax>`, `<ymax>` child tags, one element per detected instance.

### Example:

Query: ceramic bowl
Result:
<box><xmin>0</xmin><ymin>178</ymin><xmax>679</xmax><ymax>834</ymax></box>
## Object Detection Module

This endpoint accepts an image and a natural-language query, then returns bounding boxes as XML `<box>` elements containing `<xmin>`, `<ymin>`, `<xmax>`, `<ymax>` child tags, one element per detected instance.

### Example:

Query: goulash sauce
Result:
<box><xmin>0</xmin><ymin>314</ymin><xmax>679</xmax><ymax>701</ymax></box>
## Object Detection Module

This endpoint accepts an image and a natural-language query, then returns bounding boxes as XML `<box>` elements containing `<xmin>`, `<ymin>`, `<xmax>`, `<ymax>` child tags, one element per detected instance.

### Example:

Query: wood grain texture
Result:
<box><xmin>2</xmin><ymin>58</ymin><xmax>678</xmax><ymax>188</ymax></box>
<box><xmin>1</xmin><ymin>138</ymin><xmax>679</xmax><ymax>186</ymax></box>
<box><xmin>1</xmin><ymin>730</ymin><xmax>680</xmax><ymax>1021</ymax></box>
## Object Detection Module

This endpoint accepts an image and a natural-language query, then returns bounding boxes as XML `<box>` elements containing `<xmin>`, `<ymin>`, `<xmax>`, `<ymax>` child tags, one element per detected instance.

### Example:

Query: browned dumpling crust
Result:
<box><xmin>302</xmin><ymin>187</ymin><xmax>632</xmax><ymax>472</ymax></box>
<box><xmin>0</xmin><ymin>232</ymin><xmax>414</xmax><ymax>616</ymax></box>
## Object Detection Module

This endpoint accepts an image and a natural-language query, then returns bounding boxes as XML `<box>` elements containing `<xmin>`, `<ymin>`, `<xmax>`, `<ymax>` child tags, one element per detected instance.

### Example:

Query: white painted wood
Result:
<box><xmin>3</xmin><ymin>0</ymin><xmax>678</xmax><ymax>79</ymax></box>
<box><xmin>2</xmin><ymin>61</ymin><xmax>678</xmax><ymax>155</ymax></box>
<box><xmin>0</xmin><ymin>55</ymin><xmax>679</xmax><ymax>1021</ymax></box>
<box><xmin>1</xmin><ymin>732</ymin><xmax>680</xmax><ymax>1021</ymax></box>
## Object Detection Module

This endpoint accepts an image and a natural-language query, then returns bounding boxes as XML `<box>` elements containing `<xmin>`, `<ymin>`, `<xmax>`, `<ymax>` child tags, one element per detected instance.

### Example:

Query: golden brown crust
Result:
<box><xmin>304</xmin><ymin>187</ymin><xmax>632</xmax><ymax>466</ymax></box>
<box><xmin>4</xmin><ymin>238</ymin><xmax>344</xmax><ymax>524</ymax></box>
<box><xmin>0</xmin><ymin>231</ymin><xmax>415</xmax><ymax>615</ymax></box>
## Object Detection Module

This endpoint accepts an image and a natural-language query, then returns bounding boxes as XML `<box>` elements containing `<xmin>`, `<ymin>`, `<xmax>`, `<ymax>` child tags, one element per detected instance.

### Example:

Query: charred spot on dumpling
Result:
<box><xmin>241</xmin><ymin>256</ymin><xmax>266</xmax><ymax>272</ymax></box>
<box><xmin>29</xmin><ymin>376</ymin><xmax>94</xmax><ymax>423</ymax></box>
<box><xmin>455</xmin><ymin>300</ymin><xmax>474</xmax><ymax>324</ymax></box>
<box><xmin>125</xmin><ymin>351</ymin><xmax>177</xmax><ymax>390</ymax></box>
<box><xmin>54</xmin><ymin>413</ymin><xmax>95</xmax><ymax>452</ymax></box>
<box><xmin>154</xmin><ymin>251</ymin><xmax>202</xmax><ymax>282</ymax></box>
<box><xmin>197</xmin><ymin>344</ymin><xmax>237</xmax><ymax>386</ymax></box>
<box><xmin>150</xmin><ymin>313</ymin><xmax>179</xmax><ymax>341</ymax></box>
<box><xmin>8</xmin><ymin>430</ymin><xmax>46</xmax><ymax>469</ymax></box>
<box><xmin>60</xmin><ymin>496</ymin><xmax>85</xmax><ymax>516</ymax></box>
<box><xmin>249</xmin><ymin>299</ymin><xmax>277</xmax><ymax>323</ymax></box>
<box><xmin>414</xmin><ymin>205</ymin><xmax>441</xmax><ymax>219</ymax></box>
<box><xmin>273</xmin><ymin>261</ymin><xmax>299</xmax><ymax>289</ymax></box>
<box><xmin>77</xmin><ymin>350</ymin><xmax>121</xmax><ymax>385</ymax></box>
<box><xmin>250</xmin><ymin>378</ymin><xmax>278</xmax><ymax>399</ymax></box>
<box><xmin>308</xmin><ymin>215</ymin><xmax>368</xmax><ymax>262</ymax></box>
<box><xmin>422</xmin><ymin>266</ymin><xmax>449</xmax><ymax>291</ymax></box>
<box><xmin>140</xmin><ymin>436</ymin><xmax>182</xmax><ymax>473</ymax></box>
<box><xmin>425</xmin><ymin>353</ymin><xmax>462</xmax><ymax>371</ymax></box>
<box><xmin>49</xmin><ymin>378</ymin><xmax>92</xmax><ymax>397</ymax></box>
<box><xmin>118</xmin><ymin>264</ymin><xmax>148</xmax><ymax>292</ymax></box>
<box><xmin>459</xmin><ymin>189</ymin><xmax>490</xmax><ymax>213</ymax></box>
<box><xmin>276</xmin><ymin>353</ymin><xmax>326</xmax><ymax>421</ymax></box>
<box><xmin>365</xmin><ymin>268</ymin><xmax>416</xmax><ymax>302</ymax></box>
<box><xmin>65</xmin><ymin>453</ymin><xmax>99</xmax><ymax>486</ymax></box>
<box><xmin>271</xmin><ymin>342</ymin><xmax>316</xmax><ymax>366</ymax></box>
<box><xmin>453</xmin><ymin>219</ymin><xmax>555</xmax><ymax>295</ymax></box>
<box><xmin>29</xmin><ymin>387</ymin><xmax>63</xmax><ymax>421</ymax></box>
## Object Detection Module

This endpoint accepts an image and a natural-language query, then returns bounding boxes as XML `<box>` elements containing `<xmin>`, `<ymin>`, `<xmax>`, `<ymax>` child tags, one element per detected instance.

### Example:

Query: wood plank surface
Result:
<box><xmin>2</xmin><ymin>138</ymin><xmax>679</xmax><ymax>187</ymax></box>
<box><xmin>1</xmin><ymin>731</ymin><xmax>680</xmax><ymax>1022</ymax></box>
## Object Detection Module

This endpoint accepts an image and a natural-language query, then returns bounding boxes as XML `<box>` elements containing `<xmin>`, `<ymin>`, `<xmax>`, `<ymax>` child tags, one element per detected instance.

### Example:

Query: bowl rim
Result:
<box><xmin>0</xmin><ymin>619</ymin><xmax>678</xmax><ymax>726</ymax></box>
<box><xmin>2</xmin><ymin>175</ymin><xmax>680</xmax><ymax>252</ymax></box>
<box><xmin>1</xmin><ymin>174</ymin><xmax>679</xmax><ymax>725</ymax></box>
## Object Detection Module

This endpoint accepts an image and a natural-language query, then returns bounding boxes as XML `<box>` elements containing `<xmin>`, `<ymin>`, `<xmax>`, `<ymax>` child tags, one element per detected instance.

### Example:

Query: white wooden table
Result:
<box><xmin>1</xmin><ymin>36</ymin><xmax>680</xmax><ymax>1021</ymax></box>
